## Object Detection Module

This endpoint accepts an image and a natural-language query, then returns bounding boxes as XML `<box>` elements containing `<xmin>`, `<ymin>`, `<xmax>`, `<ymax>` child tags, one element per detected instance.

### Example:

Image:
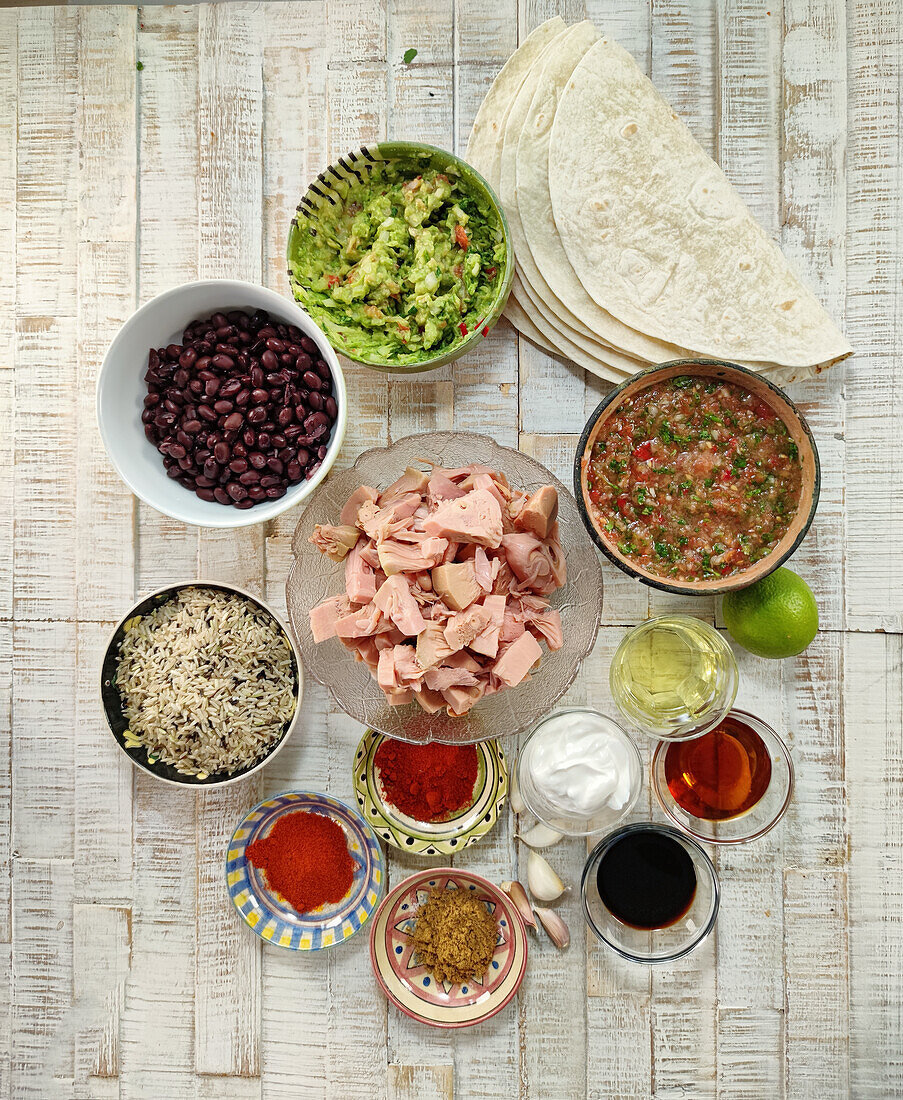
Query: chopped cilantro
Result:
<box><xmin>658</xmin><ymin>423</ymin><xmax>673</xmax><ymax>444</ymax></box>
<box><xmin>732</xmin><ymin>454</ymin><xmax>748</xmax><ymax>470</ymax></box>
<box><xmin>672</xmin><ymin>376</ymin><xmax>694</xmax><ymax>389</ymax></box>
<box><xmin>654</xmin><ymin>540</ymin><xmax>678</xmax><ymax>562</ymax></box>
<box><xmin>403</xmin><ymin>47</ymin><xmax>418</xmax><ymax>63</ymax></box>
<box><xmin>136</xmin><ymin>60</ymin><xmax>144</xmax><ymax>70</ymax></box>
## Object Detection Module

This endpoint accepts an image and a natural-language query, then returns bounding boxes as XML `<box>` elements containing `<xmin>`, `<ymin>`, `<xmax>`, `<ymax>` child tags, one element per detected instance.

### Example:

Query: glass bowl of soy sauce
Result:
<box><xmin>581</xmin><ymin>822</ymin><xmax>719</xmax><ymax>964</ymax></box>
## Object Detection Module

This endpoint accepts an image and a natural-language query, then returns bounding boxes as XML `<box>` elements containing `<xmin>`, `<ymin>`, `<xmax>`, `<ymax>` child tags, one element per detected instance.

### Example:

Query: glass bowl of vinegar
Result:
<box><xmin>651</xmin><ymin>709</ymin><xmax>794</xmax><ymax>844</ymax></box>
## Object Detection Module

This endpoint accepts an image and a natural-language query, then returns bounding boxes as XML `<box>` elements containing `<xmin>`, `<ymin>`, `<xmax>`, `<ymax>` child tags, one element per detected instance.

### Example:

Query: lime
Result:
<box><xmin>722</xmin><ymin>567</ymin><xmax>818</xmax><ymax>659</ymax></box>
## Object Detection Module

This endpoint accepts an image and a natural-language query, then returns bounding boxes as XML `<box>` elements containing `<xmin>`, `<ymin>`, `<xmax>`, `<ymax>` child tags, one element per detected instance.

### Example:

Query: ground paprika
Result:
<box><xmin>246</xmin><ymin>810</ymin><xmax>355</xmax><ymax>913</ymax></box>
<box><xmin>374</xmin><ymin>737</ymin><xmax>479</xmax><ymax>822</ymax></box>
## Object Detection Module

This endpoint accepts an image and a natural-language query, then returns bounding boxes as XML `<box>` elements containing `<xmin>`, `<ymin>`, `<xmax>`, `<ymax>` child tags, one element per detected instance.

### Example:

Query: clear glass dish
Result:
<box><xmin>286</xmin><ymin>431</ymin><xmax>604</xmax><ymax>744</ymax></box>
<box><xmin>582</xmin><ymin>822</ymin><xmax>720</xmax><ymax>964</ymax></box>
<box><xmin>651</xmin><ymin>709</ymin><xmax>794</xmax><ymax>844</ymax></box>
<box><xmin>609</xmin><ymin>615</ymin><xmax>739</xmax><ymax>741</ymax></box>
<box><xmin>516</xmin><ymin>708</ymin><xmax>643</xmax><ymax>836</ymax></box>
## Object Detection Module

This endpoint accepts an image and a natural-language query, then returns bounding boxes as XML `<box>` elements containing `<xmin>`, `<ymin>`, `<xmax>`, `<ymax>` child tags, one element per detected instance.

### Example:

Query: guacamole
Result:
<box><xmin>288</xmin><ymin>160</ymin><xmax>507</xmax><ymax>366</ymax></box>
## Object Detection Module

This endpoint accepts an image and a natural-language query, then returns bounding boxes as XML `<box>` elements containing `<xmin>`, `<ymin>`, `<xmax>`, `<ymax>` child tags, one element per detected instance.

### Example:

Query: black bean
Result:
<box><xmin>251</xmin><ymin>388</ymin><xmax>269</xmax><ymax>405</ymax></box>
<box><xmin>247</xmin><ymin>406</ymin><xmax>267</xmax><ymax>425</ymax></box>
<box><xmin>247</xmin><ymin>485</ymin><xmax>267</xmax><ymax>502</ymax></box>
<box><xmin>265</xmin><ymin>485</ymin><xmax>286</xmax><ymax>500</ymax></box>
<box><xmin>205</xmin><ymin>377</ymin><xmax>221</xmax><ymax>397</ymax></box>
<box><xmin>182</xmin><ymin>419</ymin><xmax>202</xmax><ymax>434</ymax></box>
<box><xmin>325</xmin><ymin>396</ymin><xmax>338</xmax><ymax>419</ymax></box>
<box><xmin>239</xmin><ymin>470</ymin><xmax>260</xmax><ymax>486</ymax></box>
<box><xmin>249</xmin><ymin>452</ymin><xmax>267</xmax><ymax>470</ymax></box>
<box><xmin>223</xmin><ymin>412</ymin><xmax>244</xmax><ymax>432</ymax></box>
<box><xmin>196</xmin><ymin>487</ymin><xmax>216</xmax><ymax>502</ymax></box>
<box><xmin>308</xmin><ymin>391</ymin><xmax>323</xmax><ymax>411</ymax></box>
<box><xmin>286</xmin><ymin>461</ymin><xmax>302</xmax><ymax>481</ymax></box>
<box><xmin>229</xmin><ymin>457</ymin><xmax>248</xmax><ymax>474</ymax></box>
<box><xmin>213</xmin><ymin>399</ymin><xmax>234</xmax><ymax>415</ymax></box>
<box><xmin>211</xmin><ymin>353</ymin><xmax>235</xmax><ymax>371</ymax></box>
<box><xmin>303</xmin><ymin>371</ymin><xmax>321</xmax><ymax>391</ymax></box>
<box><xmin>300</xmin><ymin>336</ymin><xmax>317</xmax><ymax>354</ymax></box>
<box><xmin>257</xmin><ymin>433</ymin><xmax>271</xmax><ymax>451</ymax></box>
<box><xmin>226</xmin><ymin>482</ymin><xmax>248</xmax><ymax>501</ymax></box>
<box><xmin>315</xmin><ymin>357</ymin><xmax>331</xmax><ymax>380</ymax></box>
<box><xmin>213</xmin><ymin>441</ymin><xmax>230</xmax><ymax>465</ymax></box>
<box><xmin>235</xmin><ymin>388</ymin><xmax>251</xmax><ymax>407</ymax></box>
<box><xmin>266</xmin><ymin>457</ymin><xmax>284</xmax><ymax>475</ymax></box>
<box><xmin>219</xmin><ymin>378</ymin><xmax>242</xmax><ymax>399</ymax></box>
<box><xmin>204</xmin><ymin>460</ymin><xmax>221</xmax><ymax>481</ymax></box>
<box><xmin>195</xmin><ymin>475</ymin><xmax>215</xmax><ymax>488</ymax></box>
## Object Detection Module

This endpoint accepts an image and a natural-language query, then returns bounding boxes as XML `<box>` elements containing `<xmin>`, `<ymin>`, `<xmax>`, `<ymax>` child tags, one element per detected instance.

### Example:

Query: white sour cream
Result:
<box><xmin>525</xmin><ymin>710</ymin><xmax>639</xmax><ymax>817</ymax></box>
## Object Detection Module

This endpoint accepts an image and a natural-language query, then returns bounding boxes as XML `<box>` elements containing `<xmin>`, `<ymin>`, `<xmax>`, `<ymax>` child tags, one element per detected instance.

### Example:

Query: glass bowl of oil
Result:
<box><xmin>609</xmin><ymin>615</ymin><xmax>739</xmax><ymax>741</ymax></box>
<box><xmin>651</xmin><ymin>709</ymin><xmax>794</xmax><ymax>844</ymax></box>
<box><xmin>581</xmin><ymin>822</ymin><xmax>720</xmax><ymax>964</ymax></box>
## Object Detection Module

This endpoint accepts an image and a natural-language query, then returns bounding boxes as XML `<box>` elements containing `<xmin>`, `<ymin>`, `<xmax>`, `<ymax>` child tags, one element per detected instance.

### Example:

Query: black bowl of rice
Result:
<box><xmin>101</xmin><ymin>582</ymin><xmax>303</xmax><ymax>786</ymax></box>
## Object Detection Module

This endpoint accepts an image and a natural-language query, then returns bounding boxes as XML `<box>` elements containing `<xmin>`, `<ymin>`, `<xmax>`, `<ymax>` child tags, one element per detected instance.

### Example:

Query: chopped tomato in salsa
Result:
<box><xmin>583</xmin><ymin>376</ymin><xmax>803</xmax><ymax>582</ymax></box>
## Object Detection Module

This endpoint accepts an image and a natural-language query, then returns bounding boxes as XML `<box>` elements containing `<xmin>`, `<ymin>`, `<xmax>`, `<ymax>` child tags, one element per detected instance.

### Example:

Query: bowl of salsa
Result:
<box><xmin>287</xmin><ymin>142</ymin><xmax>513</xmax><ymax>373</ymax></box>
<box><xmin>574</xmin><ymin>360</ymin><xmax>820</xmax><ymax>594</ymax></box>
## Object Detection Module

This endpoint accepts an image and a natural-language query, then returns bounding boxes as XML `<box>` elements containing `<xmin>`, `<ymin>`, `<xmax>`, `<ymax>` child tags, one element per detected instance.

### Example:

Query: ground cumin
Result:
<box><xmin>410</xmin><ymin>887</ymin><xmax>498</xmax><ymax>985</ymax></box>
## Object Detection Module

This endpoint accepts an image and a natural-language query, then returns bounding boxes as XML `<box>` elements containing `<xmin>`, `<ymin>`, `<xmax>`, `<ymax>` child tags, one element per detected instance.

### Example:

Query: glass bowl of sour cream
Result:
<box><xmin>516</xmin><ymin>708</ymin><xmax>643</xmax><ymax>836</ymax></box>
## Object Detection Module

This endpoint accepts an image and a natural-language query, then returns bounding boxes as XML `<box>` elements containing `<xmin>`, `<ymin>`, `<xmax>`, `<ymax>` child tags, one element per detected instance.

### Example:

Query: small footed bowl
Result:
<box><xmin>287</xmin><ymin>142</ymin><xmax>513</xmax><ymax>373</ymax></box>
<box><xmin>369</xmin><ymin>868</ymin><xmax>528</xmax><ymax>1028</ymax></box>
<box><xmin>352</xmin><ymin>729</ymin><xmax>508</xmax><ymax>855</ymax></box>
<box><xmin>226</xmin><ymin>791</ymin><xmax>385</xmax><ymax>951</ymax></box>
<box><xmin>574</xmin><ymin>359</ymin><xmax>820</xmax><ymax>595</ymax></box>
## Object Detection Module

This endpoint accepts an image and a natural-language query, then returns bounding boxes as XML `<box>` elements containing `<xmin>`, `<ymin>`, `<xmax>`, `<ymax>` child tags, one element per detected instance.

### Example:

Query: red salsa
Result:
<box><xmin>584</xmin><ymin>375</ymin><xmax>802</xmax><ymax>582</ymax></box>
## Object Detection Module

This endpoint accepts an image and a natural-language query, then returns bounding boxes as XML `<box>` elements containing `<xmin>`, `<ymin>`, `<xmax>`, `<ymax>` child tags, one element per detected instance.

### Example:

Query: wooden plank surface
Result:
<box><xmin>2</xmin><ymin>2</ymin><xmax>901</xmax><ymax>1098</ymax></box>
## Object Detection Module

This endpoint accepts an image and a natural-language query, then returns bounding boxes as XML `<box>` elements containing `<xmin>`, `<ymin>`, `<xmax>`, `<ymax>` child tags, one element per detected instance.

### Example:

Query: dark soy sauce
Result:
<box><xmin>597</xmin><ymin>829</ymin><xmax>697</xmax><ymax>930</ymax></box>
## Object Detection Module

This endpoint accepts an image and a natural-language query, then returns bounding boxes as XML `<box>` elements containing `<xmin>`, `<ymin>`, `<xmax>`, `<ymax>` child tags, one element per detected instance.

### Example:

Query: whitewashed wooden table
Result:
<box><xmin>1</xmin><ymin>1</ymin><xmax>901</xmax><ymax>1097</ymax></box>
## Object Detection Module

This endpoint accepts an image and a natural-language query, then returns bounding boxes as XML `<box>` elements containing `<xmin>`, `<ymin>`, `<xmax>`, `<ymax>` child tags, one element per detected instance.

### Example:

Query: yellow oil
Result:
<box><xmin>609</xmin><ymin>616</ymin><xmax>738</xmax><ymax>739</ymax></box>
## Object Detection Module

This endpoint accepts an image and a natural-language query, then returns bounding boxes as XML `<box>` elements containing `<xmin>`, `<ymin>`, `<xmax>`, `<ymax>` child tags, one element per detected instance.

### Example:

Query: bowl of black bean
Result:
<box><xmin>96</xmin><ymin>279</ymin><xmax>347</xmax><ymax>527</ymax></box>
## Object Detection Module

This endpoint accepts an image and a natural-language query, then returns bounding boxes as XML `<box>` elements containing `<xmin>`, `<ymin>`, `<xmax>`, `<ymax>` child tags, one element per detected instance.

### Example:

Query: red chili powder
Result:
<box><xmin>246</xmin><ymin>810</ymin><xmax>355</xmax><ymax>913</ymax></box>
<box><xmin>374</xmin><ymin>737</ymin><xmax>479</xmax><ymax>822</ymax></box>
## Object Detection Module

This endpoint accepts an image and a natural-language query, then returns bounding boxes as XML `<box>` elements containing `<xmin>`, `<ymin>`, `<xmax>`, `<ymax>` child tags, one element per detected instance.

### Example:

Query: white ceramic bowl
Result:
<box><xmin>96</xmin><ymin>279</ymin><xmax>348</xmax><ymax>528</ymax></box>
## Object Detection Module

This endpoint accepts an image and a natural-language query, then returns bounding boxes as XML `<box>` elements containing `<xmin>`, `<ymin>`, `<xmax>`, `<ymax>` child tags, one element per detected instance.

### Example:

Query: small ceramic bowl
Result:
<box><xmin>101</xmin><ymin>581</ymin><xmax>303</xmax><ymax>788</ymax></box>
<box><xmin>582</xmin><ymin>822</ymin><xmax>720</xmax><ymax>964</ymax></box>
<box><xmin>574</xmin><ymin>359</ymin><xmax>820</xmax><ymax>595</ymax></box>
<box><xmin>287</xmin><ymin>142</ymin><xmax>513</xmax><ymax>373</ymax></box>
<box><xmin>352</xmin><ymin>729</ymin><xmax>508</xmax><ymax>855</ymax></box>
<box><xmin>369</xmin><ymin>868</ymin><xmax>528</xmax><ymax>1028</ymax></box>
<box><xmin>96</xmin><ymin>279</ymin><xmax>347</xmax><ymax>528</ymax></box>
<box><xmin>651</xmin><ymin>710</ymin><xmax>794</xmax><ymax>844</ymax></box>
<box><xmin>226</xmin><ymin>791</ymin><xmax>385</xmax><ymax>951</ymax></box>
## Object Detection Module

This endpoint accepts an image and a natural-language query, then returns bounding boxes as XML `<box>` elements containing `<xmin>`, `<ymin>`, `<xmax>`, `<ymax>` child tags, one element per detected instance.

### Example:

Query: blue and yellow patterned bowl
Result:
<box><xmin>226</xmin><ymin>791</ymin><xmax>385</xmax><ymax>951</ymax></box>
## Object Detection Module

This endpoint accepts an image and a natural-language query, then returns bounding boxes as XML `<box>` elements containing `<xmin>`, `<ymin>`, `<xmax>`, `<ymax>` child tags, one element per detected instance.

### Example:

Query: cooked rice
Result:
<box><xmin>116</xmin><ymin>586</ymin><xmax>297</xmax><ymax>778</ymax></box>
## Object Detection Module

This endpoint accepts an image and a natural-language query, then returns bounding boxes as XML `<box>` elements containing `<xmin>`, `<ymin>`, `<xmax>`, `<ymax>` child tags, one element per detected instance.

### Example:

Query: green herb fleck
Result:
<box><xmin>672</xmin><ymin>376</ymin><xmax>693</xmax><ymax>389</ymax></box>
<box><xmin>136</xmin><ymin>60</ymin><xmax>144</xmax><ymax>70</ymax></box>
<box><xmin>403</xmin><ymin>47</ymin><xmax>418</xmax><ymax>63</ymax></box>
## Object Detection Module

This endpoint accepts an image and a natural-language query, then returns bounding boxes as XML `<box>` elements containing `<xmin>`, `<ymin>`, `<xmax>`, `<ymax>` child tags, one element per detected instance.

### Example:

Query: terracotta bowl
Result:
<box><xmin>574</xmin><ymin>360</ymin><xmax>820</xmax><ymax>596</ymax></box>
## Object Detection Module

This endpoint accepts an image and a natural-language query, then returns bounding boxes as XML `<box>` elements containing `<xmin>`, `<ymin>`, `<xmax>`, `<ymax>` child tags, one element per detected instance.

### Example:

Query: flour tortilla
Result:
<box><xmin>465</xmin><ymin>17</ymin><xmax>566</xmax><ymax>185</ymax></box>
<box><xmin>549</xmin><ymin>38</ymin><xmax>852</xmax><ymax>370</ymax></box>
<box><xmin>499</xmin><ymin>23</ymin><xmax>604</xmax><ymax>344</ymax></box>
<box><xmin>514</xmin><ymin>24</ymin><xmax>695</xmax><ymax>365</ymax></box>
<box><xmin>467</xmin><ymin>19</ymin><xmax>631</xmax><ymax>383</ymax></box>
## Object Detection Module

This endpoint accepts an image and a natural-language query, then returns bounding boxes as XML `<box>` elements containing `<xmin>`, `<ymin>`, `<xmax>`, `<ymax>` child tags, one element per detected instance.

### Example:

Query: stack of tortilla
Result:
<box><xmin>466</xmin><ymin>18</ymin><xmax>851</xmax><ymax>385</ymax></box>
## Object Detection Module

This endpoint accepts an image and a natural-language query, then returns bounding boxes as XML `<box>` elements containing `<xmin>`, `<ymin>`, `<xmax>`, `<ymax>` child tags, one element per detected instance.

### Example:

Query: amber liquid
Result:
<box><xmin>664</xmin><ymin>714</ymin><xmax>772</xmax><ymax>821</ymax></box>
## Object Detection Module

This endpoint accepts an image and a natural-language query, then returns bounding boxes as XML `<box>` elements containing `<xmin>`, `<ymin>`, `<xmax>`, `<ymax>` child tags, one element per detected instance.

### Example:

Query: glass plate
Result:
<box><xmin>286</xmin><ymin>431</ymin><xmax>603</xmax><ymax>744</ymax></box>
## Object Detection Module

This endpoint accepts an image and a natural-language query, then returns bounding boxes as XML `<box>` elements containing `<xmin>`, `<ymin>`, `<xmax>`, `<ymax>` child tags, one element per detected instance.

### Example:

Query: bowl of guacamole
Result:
<box><xmin>287</xmin><ymin>142</ymin><xmax>512</xmax><ymax>372</ymax></box>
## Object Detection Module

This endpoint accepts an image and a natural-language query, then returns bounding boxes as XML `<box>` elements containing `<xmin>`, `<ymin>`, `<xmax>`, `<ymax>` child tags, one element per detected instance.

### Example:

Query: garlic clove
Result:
<box><xmin>534</xmin><ymin>906</ymin><xmax>570</xmax><ymax>949</ymax></box>
<box><xmin>526</xmin><ymin>849</ymin><xmax>566</xmax><ymax>902</ymax></box>
<box><xmin>509</xmin><ymin>768</ymin><xmax>526</xmax><ymax>815</ymax></box>
<box><xmin>516</xmin><ymin>822</ymin><xmax>563</xmax><ymax>849</ymax></box>
<box><xmin>501</xmin><ymin>879</ymin><xmax>537</xmax><ymax>931</ymax></box>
